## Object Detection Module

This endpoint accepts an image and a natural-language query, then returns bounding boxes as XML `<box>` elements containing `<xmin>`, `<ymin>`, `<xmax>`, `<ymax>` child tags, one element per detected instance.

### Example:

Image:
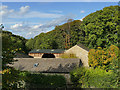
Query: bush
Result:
<box><xmin>60</xmin><ymin>53</ymin><xmax>78</xmax><ymax>58</ymax></box>
<box><xmin>19</xmin><ymin>72</ymin><xmax>66</xmax><ymax>88</ymax></box>
<box><xmin>88</xmin><ymin>45</ymin><xmax>119</xmax><ymax>71</ymax></box>
<box><xmin>70</xmin><ymin>67</ymin><xmax>89</xmax><ymax>87</ymax></box>
<box><xmin>70</xmin><ymin>67</ymin><xmax>118</xmax><ymax>88</ymax></box>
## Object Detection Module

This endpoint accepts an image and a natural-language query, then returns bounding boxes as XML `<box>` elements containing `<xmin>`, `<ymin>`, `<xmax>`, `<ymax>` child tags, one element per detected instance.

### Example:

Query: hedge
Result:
<box><xmin>19</xmin><ymin>71</ymin><xmax>66</xmax><ymax>88</ymax></box>
<box><xmin>70</xmin><ymin>67</ymin><xmax>119</xmax><ymax>88</ymax></box>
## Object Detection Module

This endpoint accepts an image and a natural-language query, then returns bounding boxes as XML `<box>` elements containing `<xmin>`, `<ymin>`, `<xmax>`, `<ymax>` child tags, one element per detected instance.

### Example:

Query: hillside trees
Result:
<box><xmin>26</xmin><ymin>5</ymin><xmax>119</xmax><ymax>50</ymax></box>
<box><xmin>2</xmin><ymin>32</ymin><xmax>23</xmax><ymax>89</ymax></box>
<box><xmin>25</xmin><ymin>38</ymin><xmax>35</xmax><ymax>50</ymax></box>
<box><xmin>26</xmin><ymin>20</ymin><xmax>83</xmax><ymax>50</ymax></box>
<box><xmin>2</xmin><ymin>31</ymin><xmax>28</xmax><ymax>53</ymax></box>
<box><xmin>79</xmin><ymin>6</ymin><xmax>119</xmax><ymax>49</ymax></box>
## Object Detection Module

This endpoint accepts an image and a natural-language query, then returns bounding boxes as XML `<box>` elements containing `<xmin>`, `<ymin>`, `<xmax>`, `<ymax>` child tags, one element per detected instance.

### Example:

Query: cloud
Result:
<box><xmin>50</xmin><ymin>10</ymin><xmax>63</xmax><ymax>13</ymax></box>
<box><xmin>9</xmin><ymin>23</ymin><xmax>43</xmax><ymax>38</ymax></box>
<box><xmin>40</xmin><ymin>14</ymin><xmax>75</xmax><ymax>29</ymax></box>
<box><xmin>0</xmin><ymin>5</ymin><xmax>8</xmax><ymax>10</ymax></box>
<box><xmin>3</xmin><ymin>5</ymin><xmax>75</xmax><ymax>38</ymax></box>
<box><xmin>1</xmin><ymin>5</ymin><xmax>63</xmax><ymax>19</ymax></box>
<box><xmin>80</xmin><ymin>10</ymin><xmax>85</xmax><ymax>13</ymax></box>
<box><xmin>19</xmin><ymin>6</ymin><xmax>30</xmax><ymax>14</ymax></box>
<box><xmin>20</xmin><ymin>11</ymin><xmax>63</xmax><ymax>18</ymax></box>
<box><xmin>0</xmin><ymin>5</ymin><xmax>14</xmax><ymax>17</ymax></box>
<box><xmin>9</xmin><ymin>14</ymin><xmax>75</xmax><ymax>39</ymax></box>
<box><xmin>10</xmin><ymin>23</ymin><xmax>23</xmax><ymax>29</ymax></box>
<box><xmin>32</xmin><ymin>24</ymin><xmax>43</xmax><ymax>29</ymax></box>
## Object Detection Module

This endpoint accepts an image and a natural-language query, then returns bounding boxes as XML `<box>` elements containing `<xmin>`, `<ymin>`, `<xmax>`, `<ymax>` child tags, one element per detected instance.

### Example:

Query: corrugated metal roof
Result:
<box><xmin>29</xmin><ymin>49</ymin><xmax>65</xmax><ymax>54</ymax></box>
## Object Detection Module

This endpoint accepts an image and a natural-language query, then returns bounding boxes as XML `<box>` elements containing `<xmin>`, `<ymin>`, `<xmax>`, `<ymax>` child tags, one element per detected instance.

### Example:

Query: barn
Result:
<box><xmin>28</xmin><ymin>44</ymin><xmax>89</xmax><ymax>67</ymax></box>
<box><xmin>29</xmin><ymin>49</ymin><xmax>65</xmax><ymax>58</ymax></box>
<box><xmin>65</xmin><ymin>44</ymin><xmax>89</xmax><ymax>67</ymax></box>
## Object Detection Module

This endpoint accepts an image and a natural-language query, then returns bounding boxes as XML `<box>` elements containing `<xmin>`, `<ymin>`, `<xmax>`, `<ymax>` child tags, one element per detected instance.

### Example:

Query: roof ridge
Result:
<box><xmin>77</xmin><ymin>43</ymin><xmax>89</xmax><ymax>51</ymax></box>
<box><xmin>29</xmin><ymin>49</ymin><xmax>65</xmax><ymax>53</ymax></box>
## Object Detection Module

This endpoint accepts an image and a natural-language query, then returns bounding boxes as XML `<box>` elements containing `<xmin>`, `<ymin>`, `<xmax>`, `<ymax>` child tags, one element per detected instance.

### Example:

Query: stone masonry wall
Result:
<box><xmin>65</xmin><ymin>45</ymin><xmax>89</xmax><ymax>67</ymax></box>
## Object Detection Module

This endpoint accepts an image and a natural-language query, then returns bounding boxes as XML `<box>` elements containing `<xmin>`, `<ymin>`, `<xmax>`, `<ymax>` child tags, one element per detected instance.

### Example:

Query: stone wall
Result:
<box><xmin>65</xmin><ymin>45</ymin><xmax>89</xmax><ymax>67</ymax></box>
<box><xmin>11</xmin><ymin>58</ymin><xmax>81</xmax><ymax>73</ymax></box>
<box><xmin>29</xmin><ymin>53</ymin><xmax>43</xmax><ymax>58</ymax></box>
<box><xmin>29</xmin><ymin>53</ymin><xmax>63</xmax><ymax>58</ymax></box>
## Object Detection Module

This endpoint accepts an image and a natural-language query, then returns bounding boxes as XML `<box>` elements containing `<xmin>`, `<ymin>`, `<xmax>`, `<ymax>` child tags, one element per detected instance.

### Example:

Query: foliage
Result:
<box><xmin>19</xmin><ymin>71</ymin><xmax>66</xmax><ymax>88</ymax></box>
<box><xmin>79</xmin><ymin>5</ymin><xmax>119</xmax><ymax>49</ymax></box>
<box><xmin>26</xmin><ymin>20</ymin><xmax>83</xmax><ymax>50</ymax></box>
<box><xmin>88</xmin><ymin>45</ymin><xmax>119</xmax><ymax>88</ymax></box>
<box><xmin>88</xmin><ymin>45</ymin><xmax>119</xmax><ymax>71</ymax></box>
<box><xmin>70</xmin><ymin>67</ymin><xmax>119</xmax><ymax>88</ymax></box>
<box><xmin>25</xmin><ymin>6</ymin><xmax>120</xmax><ymax>50</ymax></box>
<box><xmin>60</xmin><ymin>53</ymin><xmax>78</xmax><ymax>58</ymax></box>
<box><xmin>2</xmin><ymin>31</ymin><xmax>28</xmax><ymax>54</ymax></box>
<box><xmin>2</xmin><ymin>68</ymin><xmax>24</xmax><ymax>89</ymax></box>
<box><xmin>2</xmin><ymin>34</ymin><xmax>24</xmax><ymax>89</ymax></box>
<box><xmin>71</xmin><ymin>45</ymin><xmax>119</xmax><ymax>88</ymax></box>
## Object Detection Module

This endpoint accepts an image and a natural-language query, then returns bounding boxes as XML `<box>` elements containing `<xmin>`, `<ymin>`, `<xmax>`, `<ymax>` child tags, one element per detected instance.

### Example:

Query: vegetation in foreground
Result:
<box><xmin>70</xmin><ymin>45</ymin><xmax>119</xmax><ymax>88</ymax></box>
<box><xmin>20</xmin><ymin>72</ymin><xmax>66</xmax><ymax>89</ymax></box>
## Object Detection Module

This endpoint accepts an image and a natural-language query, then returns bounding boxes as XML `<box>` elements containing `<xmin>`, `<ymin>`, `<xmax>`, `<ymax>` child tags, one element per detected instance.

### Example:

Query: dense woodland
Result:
<box><xmin>26</xmin><ymin>19</ymin><xmax>82</xmax><ymax>50</ymax></box>
<box><xmin>2</xmin><ymin>31</ymin><xmax>28</xmax><ymax>53</ymax></box>
<box><xmin>26</xmin><ymin>5</ymin><xmax>119</xmax><ymax>50</ymax></box>
<box><xmin>2</xmin><ymin>5</ymin><xmax>120</xmax><ymax>51</ymax></box>
<box><xmin>1</xmin><ymin>5</ymin><xmax>120</xmax><ymax>89</ymax></box>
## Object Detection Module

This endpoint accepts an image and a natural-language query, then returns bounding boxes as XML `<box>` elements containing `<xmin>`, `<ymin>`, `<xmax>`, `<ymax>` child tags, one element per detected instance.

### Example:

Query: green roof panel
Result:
<box><xmin>29</xmin><ymin>49</ymin><xmax>65</xmax><ymax>54</ymax></box>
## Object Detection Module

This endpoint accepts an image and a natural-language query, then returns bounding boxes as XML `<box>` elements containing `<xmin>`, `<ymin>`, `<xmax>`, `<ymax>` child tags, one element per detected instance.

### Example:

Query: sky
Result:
<box><xmin>0</xmin><ymin>1</ymin><xmax>119</xmax><ymax>39</ymax></box>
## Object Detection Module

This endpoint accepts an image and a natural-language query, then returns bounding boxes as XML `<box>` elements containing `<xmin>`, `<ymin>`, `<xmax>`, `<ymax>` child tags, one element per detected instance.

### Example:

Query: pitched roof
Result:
<box><xmin>10</xmin><ymin>58</ymin><xmax>80</xmax><ymax>73</ymax></box>
<box><xmin>77</xmin><ymin>43</ymin><xmax>89</xmax><ymax>51</ymax></box>
<box><xmin>29</xmin><ymin>49</ymin><xmax>65</xmax><ymax>54</ymax></box>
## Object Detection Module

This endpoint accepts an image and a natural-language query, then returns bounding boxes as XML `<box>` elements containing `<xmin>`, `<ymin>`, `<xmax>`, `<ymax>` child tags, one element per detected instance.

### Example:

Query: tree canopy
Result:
<box><xmin>2</xmin><ymin>31</ymin><xmax>28</xmax><ymax>53</ymax></box>
<box><xmin>79</xmin><ymin>6</ymin><xmax>119</xmax><ymax>49</ymax></box>
<box><xmin>26</xmin><ymin>20</ymin><xmax>83</xmax><ymax>50</ymax></box>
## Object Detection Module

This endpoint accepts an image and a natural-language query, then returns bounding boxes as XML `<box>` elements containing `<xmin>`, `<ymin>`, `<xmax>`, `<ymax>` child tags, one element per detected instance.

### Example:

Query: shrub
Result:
<box><xmin>70</xmin><ymin>67</ymin><xmax>118</xmax><ymax>88</ymax></box>
<box><xmin>70</xmin><ymin>67</ymin><xmax>90</xmax><ymax>88</ymax></box>
<box><xmin>88</xmin><ymin>45</ymin><xmax>119</xmax><ymax>71</ymax></box>
<box><xmin>19</xmin><ymin>72</ymin><xmax>66</xmax><ymax>88</ymax></box>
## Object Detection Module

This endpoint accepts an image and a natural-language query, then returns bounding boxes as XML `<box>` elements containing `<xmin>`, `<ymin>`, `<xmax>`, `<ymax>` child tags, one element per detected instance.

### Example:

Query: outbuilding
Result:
<box><xmin>65</xmin><ymin>44</ymin><xmax>89</xmax><ymax>67</ymax></box>
<box><xmin>29</xmin><ymin>49</ymin><xmax>65</xmax><ymax>58</ymax></box>
<box><xmin>28</xmin><ymin>44</ymin><xmax>89</xmax><ymax>67</ymax></box>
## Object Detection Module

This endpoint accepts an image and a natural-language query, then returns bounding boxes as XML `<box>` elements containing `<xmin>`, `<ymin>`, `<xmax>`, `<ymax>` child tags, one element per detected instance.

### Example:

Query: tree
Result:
<box><xmin>80</xmin><ymin>6</ymin><xmax>119</xmax><ymax>49</ymax></box>
<box><xmin>26</xmin><ymin>20</ymin><xmax>83</xmax><ymax>50</ymax></box>
<box><xmin>25</xmin><ymin>38</ymin><xmax>35</xmax><ymax>50</ymax></box>
<box><xmin>88</xmin><ymin>45</ymin><xmax>119</xmax><ymax>71</ymax></box>
<box><xmin>2</xmin><ymin>31</ymin><xmax>24</xmax><ymax>89</ymax></box>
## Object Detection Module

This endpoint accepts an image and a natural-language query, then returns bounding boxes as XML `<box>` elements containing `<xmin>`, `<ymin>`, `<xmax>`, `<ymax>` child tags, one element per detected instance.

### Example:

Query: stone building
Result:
<box><xmin>65</xmin><ymin>44</ymin><xmax>89</xmax><ymax>67</ymax></box>
<box><xmin>28</xmin><ymin>44</ymin><xmax>89</xmax><ymax>67</ymax></box>
<box><xmin>29</xmin><ymin>49</ymin><xmax>65</xmax><ymax>58</ymax></box>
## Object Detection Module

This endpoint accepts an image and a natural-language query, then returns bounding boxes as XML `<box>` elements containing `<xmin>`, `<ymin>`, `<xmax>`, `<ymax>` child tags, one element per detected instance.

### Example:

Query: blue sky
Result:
<box><xmin>1</xmin><ymin>2</ymin><xmax>119</xmax><ymax>38</ymax></box>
